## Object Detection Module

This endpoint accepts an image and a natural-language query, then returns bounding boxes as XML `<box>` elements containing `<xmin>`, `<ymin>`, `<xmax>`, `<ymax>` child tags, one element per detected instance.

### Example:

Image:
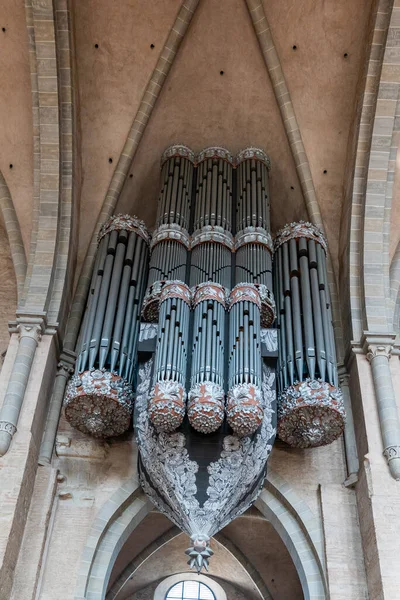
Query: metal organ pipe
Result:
<box><xmin>149</xmin><ymin>281</ymin><xmax>191</xmax><ymax>432</ymax></box>
<box><xmin>142</xmin><ymin>145</ymin><xmax>194</xmax><ymax>323</ymax></box>
<box><xmin>188</xmin><ymin>148</ymin><xmax>233</xmax><ymax>434</ymax></box>
<box><xmin>64</xmin><ymin>215</ymin><xmax>150</xmax><ymax>438</ymax></box>
<box><xmin>227</xmin><ymin>148</ymin><xmax>275</xmax><ymax>437</ymax></box>
<box><xmin>273</xmin><ymin>222</ymin><xmax>345</xmax><ymax>448</ymax></box>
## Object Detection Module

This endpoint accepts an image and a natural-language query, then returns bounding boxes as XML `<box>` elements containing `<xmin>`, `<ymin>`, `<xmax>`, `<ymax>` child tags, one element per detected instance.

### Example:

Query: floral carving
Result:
<box><xmin>150</xmin><ymin>223</ymin><xmax>190</xmax><ymax>250</ymax></box>
<box><xmin>64</xmin><ymin>369</ymin><xmax>134</xmax><ymax>438</ymax></box>
<box><xmin>161</xmin><ymin>144</ymin><xmax>195</xmax><ymax>166</ymax></box>
<box><xmin>277</xmin><ymin>378</ymin><xmax>345</xmax><ymax>448</ymax></box>
<box><xmin>188</xmin><ymin>382</ymin><xmax>225</xmax><ymax>434</ymax></box>
<box><xmin>234</xmin><ymin>227</ymin><xmax>273</xmax><ymax>253</ymax></box>
<box><xmin>274</xmin><ymin>220</ymin><xmax>327</xmax><ymax>254</ymax></box>
<box><xmin>236</xmin><ymin>147</ymin><xmax>271</xmax><ymax>170</ymax></box>
<box><xmin>226</xmin><ymin>383</ymin><xmax>264</xmax><ymax>436</ymax></box>
<box><xmin>196</xmin><ymin>146</ymin><xmax>234</xmax><ymax>164</ymax></box>
<box><xmin>160</xmin><ymin>280</ymin><xmax>192</xmax><ymax>306</ymax></box>
<box><xmin>191</xmin><ymin>226</ymin><xmax>234</xmax><ymax>251</ymax></box>
<box><xmin>149</xmin><ymin>380</ymin><xmax>186</xmax><ymax>432</ymax></box>
<box><xmin>98</xmin><ymin>214</ymin><xmax>150</xmax><ymax>245</ymax></box>
<box><xmin>229</xmin><ymin>283</ymin><xmax>261</xmax><ymax>310</ymax></box>
<box><xmin>135</xmin><ymin>360</ymin><xmax>276</xmax><ymax>564</ymax></box>
<box><xmin>191</xmin><ymin>282</ymin><xmax>228</xmax><ymax>308</ymax></box>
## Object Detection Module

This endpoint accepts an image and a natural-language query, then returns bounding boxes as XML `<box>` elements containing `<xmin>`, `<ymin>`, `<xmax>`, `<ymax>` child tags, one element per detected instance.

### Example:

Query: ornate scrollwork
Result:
<box><xmin>97</xmin><ymin>214</ymin><xmax>150</xmax><ymax>245</ymax></box>
<box><xmin>191</xmin><ymin>282</ymin><xmax>228</xmax><ymax>308</ymax></box>
<box><xmin>274</xmin><ymin>220</ymin><xmax>327</xmax><ymax>254</ymax></box>
<box><xmin>190</xmin><ymin>226</ymin><xmax>234</xmax><ymax>251</ymax></box>
<box><xmin>161</xmin><ymin>144</ymin><xmax>195</xmax><ymax>166</ymax></box>
<box><xmin>229</xmin><ymin>283</ymin><xmax>262</xmax><ymax>310</ymax></box>
<box><xmin>235</xmin><ymin>147</ymin><xmax>271</xmax><ymax>170</ymax></box>
<box><xmin>234</xmin><ymin>226</ymin><xmax>273</xmax><ymax>253</ymax></box>
<box><xmin>196</xmin><ymin>146</ymin><xmax>234</xmax><ymax>164</ymax></box>
<box><xmin>150</xmin><ymin>223</ymin><xmax>190</xmax><ymax>250</ymax></box>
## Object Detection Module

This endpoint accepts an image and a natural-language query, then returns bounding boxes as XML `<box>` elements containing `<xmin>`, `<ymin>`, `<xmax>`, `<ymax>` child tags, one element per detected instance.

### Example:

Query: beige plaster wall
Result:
<box><xmin>0</xmin><ymin>0</ymin><xmax>33</xmax><ymax>254</ymax></box>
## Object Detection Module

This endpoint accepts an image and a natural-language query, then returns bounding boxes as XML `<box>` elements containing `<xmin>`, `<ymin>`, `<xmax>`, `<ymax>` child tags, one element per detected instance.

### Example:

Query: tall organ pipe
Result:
<box><xmin>64</xmin><ymin>215</ymin><xmax>150</xmax><ymax>438</ymax></box>
<box><xmin>187</xmin><ymin>148</ymin><xmax>234</xmax><ymax>435</ymax></box>
<box><xmin>188</xmin><ymin>283</ymin><xmax>226</xmax><ymax>434</ymax></box>
<box><xmin>273</xmin><ymin>222</ymin><xmax>345</xmax><ymax>448</ymax></box>
<box><xmin>142</xmin><ymin>145</ymin><xmax>194</xmax><ymax>322</ymax></box>
<box><xmin>149</xmin><ymin>281</ymin><xmax>191</xmax><ymax>432</ymax></box>
<box><xmin>227</xmin><ymin>284</ymin><xmax>264</xmax><ymax>436</ymax></box>
<box><xmin>227</xmin><ymin>148</ymin><xmax>275</xmax><ymax>437</ymax></box>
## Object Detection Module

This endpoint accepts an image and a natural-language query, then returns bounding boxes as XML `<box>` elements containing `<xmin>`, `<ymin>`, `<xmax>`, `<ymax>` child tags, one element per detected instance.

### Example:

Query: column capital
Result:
<box><xmin>352</xmin><ymin>332</ymin><xmax>397</xmax><ymax>361</ymax></box>
<box><xmin>366</xmin><ymin>344</ymin><xmax>393</xmax><ymax>362</ymax></box>
<box><xmin>16</xmin><ymin>322</ymin><xmax>43</xmax><ymax>344</ymax></box>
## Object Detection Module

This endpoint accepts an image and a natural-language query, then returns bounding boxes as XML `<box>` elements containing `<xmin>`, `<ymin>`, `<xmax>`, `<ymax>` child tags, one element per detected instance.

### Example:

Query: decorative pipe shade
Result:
<box><xmin>274</xmin><ymin>221</ymin><xmax>345</xmax><ymax>448</ymax></box>
<box><xmin>64</xmin><ymin>215</ymin><xmax>150</xmax><ymax>437</ymax></box>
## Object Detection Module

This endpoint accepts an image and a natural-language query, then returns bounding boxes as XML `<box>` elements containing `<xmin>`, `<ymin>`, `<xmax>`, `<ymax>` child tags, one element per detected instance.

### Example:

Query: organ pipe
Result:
<box><xmin>149</xmin><ymin>281</ymin><xmax>191</xmax><ymax>432</ymax></box>
<box><xmin>64</xmin><ymin>215</ymin><xmax>150</xmax><ymax>437</ymax></box>
<box><xmin>274</xmin><ymin>221</ymin><xmax>345</xmax><ymax>448</ymax></box>
<box><xmin>227</xmin><ymin>148</ymin><xmax>275</xmax><ymax>436</ymax></box>
<box><xmin>142</xmin><ymin>145</ymin><xmax>194</xmax><ymax>322</ymax></box>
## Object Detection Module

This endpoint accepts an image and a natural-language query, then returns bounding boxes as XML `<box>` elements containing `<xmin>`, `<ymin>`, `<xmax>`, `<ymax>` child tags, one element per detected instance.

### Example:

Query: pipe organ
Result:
<box><xmin>64</xmin><ymin>144</ymin><xmax>345</xmax><ymax>449</ymax></box>
<box><xmin>274</xmin><ymin>222</ymin><xmax>345</xmax><ymax>448</ymax></box>
<box><xmin>64</xmin><ymin>215</ymin><xmax>150</xmax><ymax>437</ymax></box>
<box><xmin>63</xmin><ymin>143</ymin><xmax>346</xmax><ymax>574</ymax></box>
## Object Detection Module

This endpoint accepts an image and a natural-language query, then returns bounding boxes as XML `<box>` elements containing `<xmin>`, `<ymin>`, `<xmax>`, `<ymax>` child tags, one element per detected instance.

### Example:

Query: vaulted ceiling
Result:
<box><xmin>0</xmin><ymin>0</ymin><xmax>379</xmax><ymax>283</ymax></box>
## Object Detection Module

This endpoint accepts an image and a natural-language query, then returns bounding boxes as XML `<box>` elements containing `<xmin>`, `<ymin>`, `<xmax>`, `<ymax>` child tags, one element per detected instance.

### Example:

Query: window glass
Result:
<box><xmin>166</xmin><ymin>581</ymin><xmax>216</xmax><ymax>600</ymax></box>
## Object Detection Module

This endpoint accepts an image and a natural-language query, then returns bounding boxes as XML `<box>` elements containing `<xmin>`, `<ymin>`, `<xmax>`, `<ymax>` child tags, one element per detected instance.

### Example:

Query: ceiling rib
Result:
<box><xmin>64</xmin><ymin>0</ymin><xmax>200</xmax><ymax>352</ymax></box>
<box><xmin>245</xmin><ymin>0</ymin><xmax>344</xmax><ymax>360</ymax></box>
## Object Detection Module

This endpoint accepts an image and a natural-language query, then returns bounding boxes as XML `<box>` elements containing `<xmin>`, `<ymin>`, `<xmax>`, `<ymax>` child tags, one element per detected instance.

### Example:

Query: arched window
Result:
<box><xmin>165</xmin><ymin>580</ymin><xmax>216</xmax><ymax>600</ymax></box>
<box><xmin>154</xmin><ymin>573</ymin><xmax>226</xmax><ymax>600</ymax></box>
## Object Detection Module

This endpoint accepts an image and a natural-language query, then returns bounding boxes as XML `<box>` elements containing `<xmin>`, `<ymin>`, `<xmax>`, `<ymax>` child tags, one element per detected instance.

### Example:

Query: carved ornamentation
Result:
<box><xmin>196</xmin><ymin>146</ymin><xmax>234</xmax><ymax>164</ymax></box>
<box><xmin>150</xmin><ymin>223</ymin><xmax>190</xmax><ymax>250</ymax></box>
<box><xmin>229</xmin><ymin>283</ymin><xmax>261</xmax><ymax>310</ymax></box>
<box><xmin>191</xmin><ymin>226</ymin><xmax>234</xmax><ymax>251</ymax></box>
<box><xmin>17</xmin><ymin>323</ymin><xmax>42</xmax><ymax>344</ymax></box>
<box><xmin>260</xmin><ymin>328</ymin><xmax>278</xmax><ymax>352</ymax></box>
<box><xmin>236</xmin><ymin>147</ymin><xmax>271</xmax><ymax>170</ymax></box>
<box><xmin>277</xmin><ymin>378</ymin><xmax>345</xmax><ymax>448</ymax></box>
<box><xmin>188</xmin><ymin>382</ymin><xmax>225</xmax><ymax>434</ymax></box>
<box><xmin>366</xmin><ymin>344</ymin><xmax>392</xmax><ymax>362</ymax></box>
<box><xmin>161</xmin><ymin>144</ymin><xmax>195</xmax><ymax>166</ymax></box>
<box><xmin>234</xmin><ymin>226</ymin><xmax>273</xmax><ymax>253</ymax></box>
<box><xmin>160</xmin><ymin>280</ymin><xmax>192</xmax><ymax>306</ymax></box>
<box><xmin>136</xmin><ymin>360</ymin><xmax>276</xmax><ymax>572</ymax></box>
<box><xmin>256</xmin><ymin>284</ymin><xmax>276</xmax><ymax>328</ymax></box>
<box><xmin>149</xmin><ymin>380</ymin><xmax>186</xmax><ymax>432</ymax></box>
<box><xmin>142</xmin><ymin>280</ymin><xmax>166</xmax><ymax>322</ymax></box>
<box><xmin>185</xmin><ymin>534</ymin><xmax>214</xmax><ymax>573</ymax></box>
<box><xmin>226</xmin><ymin>383</ymin><xmax>264</xmax><ymax>436</ymax></box>
<box><xmin>64</xmin><ymin>370</ymin><xmax>134</xmax><ymax>438</ymax></box>
<box><xmin>98</xmin><ymin>214</ymin><xmax>150</xmax><ymax>245</ymax></box>
<box><xmin>0</xmin><ymin>421</ymin><xmax>17</xmax><ymax>436</ymax></box>
<box><xmin>139</xmin><ymin>322</ymin><xmax>158</xmax><ymax>341</ymax></box>
<box><xmin>192</xmin><ymin>282</ymin><xmax>227</xmax><ymax>308</ymax></box>
<box><xmin>383</xmin><ymin>445</ymin><xmax>400</xmax><ymax>463</ymax></box>
<box><xmin>274</xmin><ymin>220</ymin><xmax>328</xmax><ymax>254</ymax></box>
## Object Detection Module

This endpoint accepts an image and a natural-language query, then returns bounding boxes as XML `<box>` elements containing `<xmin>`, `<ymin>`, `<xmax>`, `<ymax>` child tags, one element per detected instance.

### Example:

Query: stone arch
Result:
<box><xmin>107</xmin><ymin>528</ymin><xmax>272</xmax><ymax>600</ymax></box>
<box><xmin>75</xmin><ymin>470</ymin><xmax>327</xmax><ymax>600</ymax></box>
